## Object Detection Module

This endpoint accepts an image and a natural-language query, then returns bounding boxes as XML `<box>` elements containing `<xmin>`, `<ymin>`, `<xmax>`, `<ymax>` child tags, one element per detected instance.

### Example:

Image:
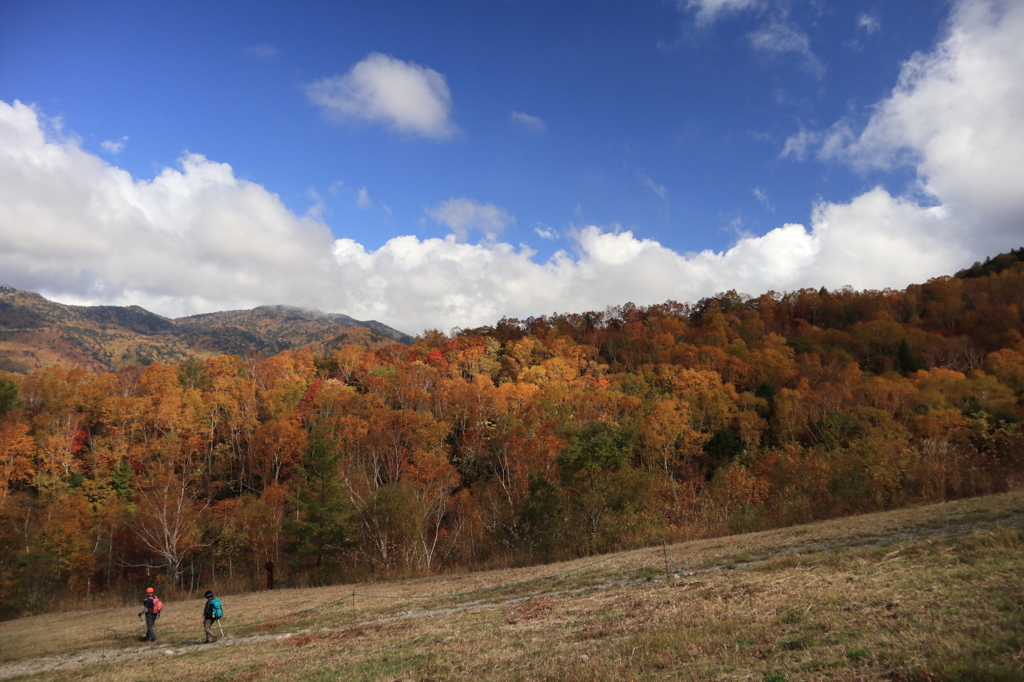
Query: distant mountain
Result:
<box><xmin>0</xmin><ymin>286</ymin><xmax>412</xmax><ymax>373</ymax></box>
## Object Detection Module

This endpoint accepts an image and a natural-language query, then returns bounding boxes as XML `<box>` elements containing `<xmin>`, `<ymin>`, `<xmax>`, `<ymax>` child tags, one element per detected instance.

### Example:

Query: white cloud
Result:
<box><xmin>334</xmin><ymin>198</ymin><xmax>960</xmax><ymax>331</ymax></box>
<box><xmin>305</xmin><ymin>188</ymin><xmax>326</xmax><ymax>220</ymax></box>
<box><xmin>510</xmin><ymin>111</ymin><xmax>546</xmax><ymax>132</ymax></box>
<box><xmin>306</xmin><ymin>53</ymin><xmax>456</xmax><ymax>139</ymax></box>
<box><xmin>817</xmin><ymin>0</ymin><xmax>1024</xmax><ymax>254</ymax></box>
<box><xmin>426</xmin><ymin>198</ymin><xmax>513</xmax><ymax>242</ymax></box>
<box><xmin>682</xmin><ymin>0</ymin><xmax>762</xmax><ymax>25</ymax></box>
<box><xmin>748</xmin><ymin>19</ymin><xmax>825</xmax><ymax>77</ymax></box>
<box><xmin>357</xmin><ymin>187</ymin><xmax>372</xmax><ymax>209</ymax></box>
<box><xmin>637</xmin><ymin>172</ymin><xmax>668</xmax><ymax>200</ymax></box>
<box><xmin>818</xmin><ymin>121</ymin><xmax>856</xmax><ymax>160</ymax></box>
<box><xmin>858</xmin><ymin>14</ymin><xmax>881</xmax><ymax>34</ymax></box>
<box><xmin>100</xmin><ymin>136</ymin><xmax>127</xmax><ymax>154</ymax></box>
<box><xmin>3</xmin><ymin>0</ymin><xmax>1022</xmax><ymax>346</ymax></box>
<box><xmin>752</xmin><ymin>188</ymin><xmax>773</xmax><ymax>210</ymax></box>
<box><xmin>780</xmin><ymin>128</ymin><xmax>819</xmax><ymax>160</ymax></box>
<box><xmin>246</xmin><ymin>44</ymin><xmax>278</xmax><ymax>59</ymax></box>
<box><xmin>534</xmin><ymin>224</ymin><xmax>558</xmax><ymax>240</ymax></box>
<box><xmin>0</xmin><ymin>100</ymin><xmax>336</xmax><ymax>321</ymax></box>
<box><xmin>799</xmin><ymin>189</ymin><xmax>958</xmax><ymax>289</ymax></box>
<box><xmin>681</xmin><ymin>1</ymin><xmax>825</xmax><ymax>75</ymax></box>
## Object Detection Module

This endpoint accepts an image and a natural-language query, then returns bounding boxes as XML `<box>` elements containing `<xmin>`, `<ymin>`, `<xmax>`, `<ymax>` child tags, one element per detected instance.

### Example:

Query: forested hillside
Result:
<box><xmin>2</xmin><ymin>254</ymin><xmax>1024</xmax><ymax>618</ymax></box>
<box><xmin>0</xmin><ymin>287</ymin><xmax>411</xmax><ymax>374</ymax></box>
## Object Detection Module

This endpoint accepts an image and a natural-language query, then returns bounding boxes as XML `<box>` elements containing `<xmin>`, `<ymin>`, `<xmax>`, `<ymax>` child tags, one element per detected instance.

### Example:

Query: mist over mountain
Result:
<box><xmin>0</xmin><ymin>286</ymin><xmax>411</xmax><ymax>373</ymax></box>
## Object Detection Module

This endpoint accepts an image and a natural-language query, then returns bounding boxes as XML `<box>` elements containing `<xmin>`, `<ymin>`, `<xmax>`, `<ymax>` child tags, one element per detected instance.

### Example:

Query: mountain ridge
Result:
<box><xmin>0</xmin><ymin>287</ymin><xmax>412</xmax><ymax>373</ymax></box>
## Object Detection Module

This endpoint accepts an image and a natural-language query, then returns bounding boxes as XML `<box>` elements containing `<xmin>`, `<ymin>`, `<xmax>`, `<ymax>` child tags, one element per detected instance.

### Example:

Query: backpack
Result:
<box><xmin>210</xmin><ymin>598</ymin><xmax>223</xmax><ymax>620</ymax></box>
<box><xmin>151</xmin><ymin>596</ymin><xmax>163</xmax><ymax>615</ymax></box>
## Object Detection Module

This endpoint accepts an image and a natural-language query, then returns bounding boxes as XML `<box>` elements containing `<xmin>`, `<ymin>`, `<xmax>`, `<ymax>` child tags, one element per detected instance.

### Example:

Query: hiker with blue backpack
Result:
<box><xmin>202</xmin><ymin>590</ymin><xmax>223</xmax><ymax>643</ymax></box>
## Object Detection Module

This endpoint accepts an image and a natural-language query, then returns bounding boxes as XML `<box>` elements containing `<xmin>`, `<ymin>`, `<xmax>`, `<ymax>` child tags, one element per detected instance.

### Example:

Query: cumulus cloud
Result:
<box><xmin>510</xmin><ymin>111</ymin><xmax>546</xmax><ymax>132</ymax></box>
<box><xmin>337</xmin><ymin>195</ymin><xmax>960</xmax><ymax>331</ymax></box>
<box><xmin>858</xmin><ymin>14</ymin><xmax>881</xmax><ymax>34</ymax></box>
<box><xmin>780</xmin><ymin>127</ymin><xmax>825</xmax><ymax>160</ymax></box>
<box><xmin>637</xmin><ymin>172</ymin><xmax>668</xmax><ymax>200</ymax></box>
<box><xmin>752</xmin><ymin>188</ymin><xmax>773</xmax><ymax>210</ymax></box>
<box><xmin>681</xmin><ymin>0</ymin><xmax>762</xmax><ymax>25</ymax></box>
<box><xmin>534</xmin><ymin>224</ymin><xmax>558</xmax><ymax>240</ymax></box>
<box><xmin>425</xmin><ymin>198</ymin><xmax>513</xmax><ymax>242</ymax></box>
<box><xmin>813</xmin><ymin>0</ymin><xmax>1024</xmax><ymax>255</ymax></box>
<box><xmin>0</xmin><ymin>101</ymin><xmax>336</xmax><ymax>320</ymax></box>
<box><xmin>0</xmin><ymin>99</ymin><xmax>975</xmax><ymax>336</ymax></box>
<box><xmin>681</xmin><ymin>1</ymin><xmax>824</xmax><ymax>76</ymax></box>
<box><xmin>306</xmin><ymin>53</ymin><xmax>456</xmax><ymax>139</ymax></box>
<box><xmin>748</xmin><ymin>19</ymin><xmax>825</xmax><ymax>77</ymax></box>
<box><xmin>100</xmin><ymin>136</ymin><xmax>127</xmax><ymax>154</ymax></box>
<box><xmin>2</xmin><ymin>0</ymin><xmax>1022</xmax><ymax>340</ymax></box>
<box><xmin>357</xmin><ymin>187</ymin><xmax>372</xmax><ymax>209</ymax></box>
<box><xmin>304</xmin><ymin>188</ymin><xmax>326</xmax><ymax>220</ymax></box>
<box><xmin>246</xmin><ymin>44</ymin><xmax>278</xmax><ymax>59</ymax></box>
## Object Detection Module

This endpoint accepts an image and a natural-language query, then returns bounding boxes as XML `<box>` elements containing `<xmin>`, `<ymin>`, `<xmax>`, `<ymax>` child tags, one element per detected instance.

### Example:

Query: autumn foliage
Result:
<box><xmin>3</xmin><ymin>256</ymin><xmax>1024</xmax><ymax>617</ymax></box>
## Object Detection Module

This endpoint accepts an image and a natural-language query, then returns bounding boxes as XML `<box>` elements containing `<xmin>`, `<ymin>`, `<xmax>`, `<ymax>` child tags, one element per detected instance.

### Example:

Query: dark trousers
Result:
<box><xmin>145</xmin><ymin>613</ymin><xmax>158</xmax><ymax>641</ymax></box>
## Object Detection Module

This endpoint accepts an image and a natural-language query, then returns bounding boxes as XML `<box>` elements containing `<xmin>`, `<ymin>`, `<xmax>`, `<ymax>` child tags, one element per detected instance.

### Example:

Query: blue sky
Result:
<box><xmin>1</xmin><ymin>0</ymin><xmax>1022</xmax><ymax>333</ymax></box>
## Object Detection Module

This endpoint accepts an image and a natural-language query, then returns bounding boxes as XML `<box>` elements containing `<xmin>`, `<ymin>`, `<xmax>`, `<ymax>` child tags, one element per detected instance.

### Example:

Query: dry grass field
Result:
<box><xmin>1</xmin><ymin>491</ymin><xmax>1022</xmax><ymax>681</ymax></box>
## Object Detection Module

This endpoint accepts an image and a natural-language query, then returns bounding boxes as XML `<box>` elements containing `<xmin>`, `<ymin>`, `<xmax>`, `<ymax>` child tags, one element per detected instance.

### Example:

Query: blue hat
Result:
<box><xmin>205</xmin><ymin>590</ymin><xmax>214</xmax><ymax>598</ymax></box>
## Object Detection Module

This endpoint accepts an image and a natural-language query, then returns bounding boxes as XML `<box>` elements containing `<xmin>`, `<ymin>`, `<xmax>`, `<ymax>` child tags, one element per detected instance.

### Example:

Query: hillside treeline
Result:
<box><xmin>3</xmin><ymin>261</ymin><xmax>1024</xmax><ymax>616</ymax></box>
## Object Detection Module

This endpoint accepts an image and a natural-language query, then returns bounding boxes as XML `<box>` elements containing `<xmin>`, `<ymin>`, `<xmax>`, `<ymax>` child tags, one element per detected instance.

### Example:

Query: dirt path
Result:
<box><xmin>2</xmin><ymin>493</ymin><xmax>1020</xmax><ymax>681</ymax></box>
<box><xmin>0</xmin><ymin>630</ymin><xmax>299</xmax><ymax>680</ymax></box>
<box><xmin>0</xmin><ymin>586</ymin><xmax>614</xmax><ymax>681</ymax></box>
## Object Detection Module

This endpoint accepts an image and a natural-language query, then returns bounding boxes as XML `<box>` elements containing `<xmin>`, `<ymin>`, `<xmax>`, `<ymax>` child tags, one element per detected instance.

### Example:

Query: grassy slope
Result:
<box><xmin>1</xmin><ymin>492</ymin><xmax>1022</xmax><ymax>682</ymax></box>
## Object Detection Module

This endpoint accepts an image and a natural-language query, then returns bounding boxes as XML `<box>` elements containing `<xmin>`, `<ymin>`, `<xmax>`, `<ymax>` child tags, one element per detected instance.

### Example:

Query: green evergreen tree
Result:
<box><xmin>557</xmin><ymin>421</ymin><xmax>635</xmax><ymax>484</ymax></box>
<box><xmin>0</xmin><ymin>379</ymin><xmax>18</xmax><ymax>416</ymax></box>
<box><xmin>285</xmin><ymin>428</ymin><xmax>352</xmax><ymax>574</ymax></box>
<box><xmin>517</xmin><ymin>474</ymin><xmax>565</xmax><ymax>557</ymax></box>
<box><xmin>557</xmin><ymin>422</ymin><xmax>649</xmax><ymax>553</ymax></box>
<box><xmin>894</xmin><ymin>338</ymin><xmax>924</xmax><ymax>374</ymax></box>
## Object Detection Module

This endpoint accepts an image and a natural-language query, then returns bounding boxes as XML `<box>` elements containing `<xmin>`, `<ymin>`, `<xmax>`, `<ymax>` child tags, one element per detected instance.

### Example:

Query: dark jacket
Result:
<box><xmin>140</xmin><ymin>596</ymin><xmax>157</xmax><ymax>617</ymax></box>
<box><xmin>203</xmin><ymin>598</ymin><xmax>216</xmax><ymax>620</ymax></box>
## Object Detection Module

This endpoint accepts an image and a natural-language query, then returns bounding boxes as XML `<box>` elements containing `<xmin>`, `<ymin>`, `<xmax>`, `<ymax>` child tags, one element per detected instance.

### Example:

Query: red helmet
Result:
<box><xmin>146</xmin><ymin>587</ymin><xmax>155</xmax><ymax>594</ymax></box>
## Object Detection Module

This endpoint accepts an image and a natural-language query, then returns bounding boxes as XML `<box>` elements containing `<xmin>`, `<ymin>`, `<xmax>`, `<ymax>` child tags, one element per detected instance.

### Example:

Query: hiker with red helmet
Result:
<box><xmin>138</xmin><ymin>587</ymin><xmax>162</xmax><ymax>642</ymax></box>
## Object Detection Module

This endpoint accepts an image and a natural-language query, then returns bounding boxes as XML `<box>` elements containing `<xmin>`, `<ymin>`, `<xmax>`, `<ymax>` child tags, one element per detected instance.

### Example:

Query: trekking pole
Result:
<box><xmin>218</xmin><ymin>618</ymin><xmax>225</xmax><ymax>639</ymax></box>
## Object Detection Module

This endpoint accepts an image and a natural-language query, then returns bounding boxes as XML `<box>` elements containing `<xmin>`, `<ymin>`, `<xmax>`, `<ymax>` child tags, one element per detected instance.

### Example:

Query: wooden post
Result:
<box><xmin>662</xmin><ymin>537</ymin><xmax>671</xmax><ymax>579</ymax></box>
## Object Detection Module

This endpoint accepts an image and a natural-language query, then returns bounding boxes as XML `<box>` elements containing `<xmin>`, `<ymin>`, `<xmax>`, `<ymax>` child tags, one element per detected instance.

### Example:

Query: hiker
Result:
<box><xmin>202</xmin><ymin>590</ymin><xmax>223</xmax><ymax>643</ymax></box>
<box><xmin>138</xmin><ymin>587</ymin><xmax>161</xmax><ymax>642</ymax></box>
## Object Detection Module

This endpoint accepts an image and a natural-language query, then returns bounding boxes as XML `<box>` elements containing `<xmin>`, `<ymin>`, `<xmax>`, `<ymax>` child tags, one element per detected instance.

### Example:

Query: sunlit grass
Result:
<box><xmin>1</xmin><ymin>490</ymin><xmax>1021</xmax><ymax>681</ymax></box>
